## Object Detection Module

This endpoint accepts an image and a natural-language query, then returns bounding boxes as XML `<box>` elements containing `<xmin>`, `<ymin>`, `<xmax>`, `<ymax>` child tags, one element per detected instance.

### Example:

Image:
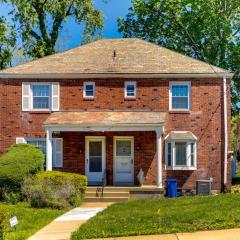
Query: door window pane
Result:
<box><xmin>116</xmin><ymin>140</ymin><xmax>131</xmax><ymax>156</ymax></box>
<box><xmin>175</xmin><ymin>142</ymin><xmax>187</xmax><ymax>166</ymax></box>
<box><xmin>89</xmin><ymin>141</ymin><xmax>102</xmax><ymax>172</ymax></box>
<box><xmin>167</xmin><ymin>142</ymin><xmax>172</xmax><ymax>166</ymax></box>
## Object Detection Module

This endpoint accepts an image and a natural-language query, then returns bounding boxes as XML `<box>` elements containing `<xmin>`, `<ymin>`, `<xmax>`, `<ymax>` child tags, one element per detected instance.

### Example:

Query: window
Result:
<box><xmin>84</xmin><ymin>82</ymin><xmax>95</xmax><ymax>98</ymax></box>
<box><xmin>125</xmin><ymin>81</ymin><xmax>136</xmax><ymax>98</ymax></box>
<box><xmin>166</xmin><ymin>140</ymin><xmax>197</xmax><ymax>170</ymax></box>
<box><xmin>169</xmin><ymin>82</ymin><xmax>191</xmax><ymax>111</ymax></box>
<box><xmin>32</xmin><ymin>84</ymin><xmax>50</xmax><ymax>109</ymax></box>
<box><xmin>22</xmin><ymin>82</ymin><xmax>60</xmax><ymax>111</ymax></box>
<box><xmin>26</xmin><ymin>138</ymin><xmax>47</xmax><ymax>156</ymax></box>
<box><xmin>24</xmin><ymin>138</ymin><xmax>63</xmax><ymax>168</ymax></box>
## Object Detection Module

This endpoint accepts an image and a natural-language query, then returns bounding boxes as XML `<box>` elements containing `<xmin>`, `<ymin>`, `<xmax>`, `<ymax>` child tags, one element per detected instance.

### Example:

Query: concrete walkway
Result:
<box><xmin>93</xmin><ymin>228</ymin><xmax>240</xmax><ymax>240</ymax></box>
<box><xmin>28</xmin><ymin>202</ymin><xmax>112</xmax><ymax>240</ymax></box>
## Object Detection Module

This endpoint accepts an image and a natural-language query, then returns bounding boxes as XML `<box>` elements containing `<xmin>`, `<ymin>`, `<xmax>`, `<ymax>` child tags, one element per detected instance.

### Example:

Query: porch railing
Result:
<box><xmin>96</xmin><ymin>169</ymin><xmax>106</xmax><ymax>198</ymax></box>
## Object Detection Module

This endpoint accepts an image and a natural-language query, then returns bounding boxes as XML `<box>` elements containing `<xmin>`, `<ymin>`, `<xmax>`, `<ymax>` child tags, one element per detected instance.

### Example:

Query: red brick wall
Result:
<box><xmin>55</xmin><ymin>131</ymin><xmax>156</xmax><ymax>185</ymax></box>
<box><xmin>0</xmin><ymin>78</ymin><xmax>231</xmax><ymax>190</ymax></box>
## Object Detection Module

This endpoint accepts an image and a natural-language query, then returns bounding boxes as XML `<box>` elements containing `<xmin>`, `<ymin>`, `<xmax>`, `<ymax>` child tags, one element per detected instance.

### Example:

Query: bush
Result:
<box><xmin>0</xmin><ymin>144</ymin><xmax>44</xmax><ymax>200</ymax></box>
<box><xmin>0</xmin><ymin>213</ymin><xmax>5</xmax><ymax>240</ymax></box>
<box><xmin>22</xmin><ymin>171</ymin><xmax>87</xmax><ymax>209</ymax></box>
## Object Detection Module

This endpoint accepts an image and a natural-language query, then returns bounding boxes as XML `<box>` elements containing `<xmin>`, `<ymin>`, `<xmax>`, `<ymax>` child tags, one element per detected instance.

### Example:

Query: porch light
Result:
<box><xmin>136</xmin><ymin>144</ymin><xmax>141</xmax><ymax>151</ymax></box>
<box><xmin>79</xmin><ymin>146</ymin><xmax>83</xmax><ymax>154</ymax></box>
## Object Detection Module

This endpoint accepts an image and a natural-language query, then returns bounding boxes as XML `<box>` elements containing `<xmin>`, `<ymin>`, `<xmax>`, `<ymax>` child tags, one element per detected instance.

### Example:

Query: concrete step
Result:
<box><xmin>87</xmin><ymin>186</ymin><xmax>133</xmax><ymax>192</ymax></box>
<box><xmin>86</xmin><ymin>192</ymin><xmax>129</xmax><ymax>198</ymax></box>
<box><xmin>84</xmin><ymin>196</ymin><xmax>129</xmax><ymax>202</ymax></box>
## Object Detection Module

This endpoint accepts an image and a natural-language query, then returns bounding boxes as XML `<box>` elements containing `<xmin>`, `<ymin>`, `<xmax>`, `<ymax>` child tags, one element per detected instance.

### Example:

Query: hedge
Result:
<box><xmin>22</xmin><ymin>171</ymin><xmax>87</xmax><ymax>209</ymax></box>
<box><xmin>0</xmin><ymin>144</ymin><xmax>44</xmax><ymax>199</ymax></box>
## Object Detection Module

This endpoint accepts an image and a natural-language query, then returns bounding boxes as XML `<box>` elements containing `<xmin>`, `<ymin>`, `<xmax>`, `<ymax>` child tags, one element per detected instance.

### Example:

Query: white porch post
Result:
<box><xmin>46</xmin><ymin>129</ymin><xmax>53</xmax><ymax>171</ymax></box>
<box><xmin>156</xmin><ymin>128</ymin><xmax>163</xmax><ymax>188</ymax></box>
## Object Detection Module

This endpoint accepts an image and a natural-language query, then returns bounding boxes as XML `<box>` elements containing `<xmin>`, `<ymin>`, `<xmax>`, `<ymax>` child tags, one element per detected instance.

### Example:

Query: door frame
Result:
<box><xmin>85</xmin><ymin>136</ymin><xmax>106</xmax><ymax>184</ymax></box>
<box><xmin>113</xmin><ymin>136</ymin><xmax>134</xmax><ymax>185</ymax></box>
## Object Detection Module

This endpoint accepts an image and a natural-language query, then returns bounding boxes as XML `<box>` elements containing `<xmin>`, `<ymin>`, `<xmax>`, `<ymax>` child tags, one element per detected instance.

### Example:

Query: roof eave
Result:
<box><xmin>0</xmin><ymin>72</ymin><xmax>233</xmax><ymax>79</ymax></box>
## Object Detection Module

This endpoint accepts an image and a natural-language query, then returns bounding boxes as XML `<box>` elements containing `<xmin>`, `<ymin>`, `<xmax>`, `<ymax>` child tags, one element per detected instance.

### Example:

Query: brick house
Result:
<box><xmin>0</xmin><ymin>38</ymin><xmax>232</xmax><ymax>191</ymax></box>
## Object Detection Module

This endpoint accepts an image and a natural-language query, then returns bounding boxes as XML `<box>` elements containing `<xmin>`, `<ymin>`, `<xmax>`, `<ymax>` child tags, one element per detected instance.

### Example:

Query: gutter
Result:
<box><xmin>223</xmin><ymin>75</ymin><xmax>228</xmax><ymax>189</ymax></box>
<box><xmin>0</xmin><ymin>72</ymin><xmax>234</xmax><ymax>79</ymax></box>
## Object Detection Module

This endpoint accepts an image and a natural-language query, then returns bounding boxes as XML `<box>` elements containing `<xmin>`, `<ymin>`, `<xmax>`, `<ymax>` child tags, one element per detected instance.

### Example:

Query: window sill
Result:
<box><xmin>169</xmin><ymin>110</ymin><xmax>190</xmax><ymax>114</ymax></box>
<box><xmin>124</xmin><ymin>97</ymin><xmax>137</xmax><ymax>101</ymax></box>
<box><xmin>166</xmin><ymin>166</ymin><xmax>197</xmax><ymax>171</ymax></box>
<box><xmin>83</xmin><ymin>97</ymin><xmax>95</xmax><ymax>101</ymax></box>
<box><xmin>23</xmin><ymin>110</ymin><xmax>52</xmax><ymax>114</ymax></box>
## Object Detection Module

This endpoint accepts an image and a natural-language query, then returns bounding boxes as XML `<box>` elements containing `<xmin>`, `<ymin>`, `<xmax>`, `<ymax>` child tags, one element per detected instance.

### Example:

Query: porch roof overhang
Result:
<box><xmin>43</xmin><ymin>111</ymin><xmax>166</xmax><ymax>132</ymax></box>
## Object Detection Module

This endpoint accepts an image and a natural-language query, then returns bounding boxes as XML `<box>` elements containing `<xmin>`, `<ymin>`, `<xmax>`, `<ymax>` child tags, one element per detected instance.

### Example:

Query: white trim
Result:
<box><xmin>124</xmin><ymin>81</ymin><xmax>137</xmax><ymax>98</ymax></box>
<box><xmin>85</xmin><ymin>136</ymin><xmax>106</xmax><ymax>184</ymax></box>
<box><xmin>169</xmin><ymin>81</ymin><xmax>191</xmax><ymax>111</ymax></box>
<box><xmin>44</xmin><ymin>125</ymin><xmax>163</xmax><ymax>132</ymax></box>
<box><xmin>223</xmin><ymin>76</ymin><xmax>228</xmax><ymax>187</ymax></box>
<box><xmin>156</xmin><ymin>128</ymin><xmax>163</xmax><ymax>188</ymax></box>
<box><xmin>113</xmin><ymin>136</ymin><xmax>134</xmax><ymax>185</ymax></box>
<box><xmin>164</xmin><ymin>131</ymin><xmax>197</xmax><ymax>141</ymax></box>
<box><xmin>16</xmin><ymin>137</ymin><xmax>27</xmax><ymax>144</ymax></box>
<box><xmin>165</xmin><ymin>140</ymin><xmax>197</xmax><ymax>170</ymax></box>
<box><xmin>30</xmin><ymin>82</ymin><xmax>52</xmax><ymax>111</ymax></box>
<box><xmin>83</xmin><ymin>82</ymin><xmax>95</xmax><ymax>99</ymax></box>
<box><xmin>46</xmin><ymin>129</ymin><xmax>53</xmax><ymax>171</ymax></box>
<box><xmin>0</xmin><ymin>73</ymin><xmax>233</xmax><ymax>79</ymax></box>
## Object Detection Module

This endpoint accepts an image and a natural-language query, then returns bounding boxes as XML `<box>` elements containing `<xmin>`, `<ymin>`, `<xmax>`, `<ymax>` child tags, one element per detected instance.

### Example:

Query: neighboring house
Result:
<box><xmin>0</xmin><ymin>38</ymin><xmax>232</xmax><ymax>191</ymax></box>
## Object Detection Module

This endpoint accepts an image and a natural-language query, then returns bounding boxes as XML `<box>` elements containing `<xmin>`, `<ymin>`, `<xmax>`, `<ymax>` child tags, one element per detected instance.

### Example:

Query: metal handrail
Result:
<box><xmin>96</xmin><ymin>169</ymin><xmax>106</xmax><ymax>198</ymax></box>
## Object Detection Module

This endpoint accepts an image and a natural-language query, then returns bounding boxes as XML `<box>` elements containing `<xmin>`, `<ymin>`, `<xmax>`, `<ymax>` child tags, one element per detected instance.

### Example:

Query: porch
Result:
<box><xmin>44</xmin><ymin>111</ymin><xmax>166</xmax><ymax>188</ymax></box>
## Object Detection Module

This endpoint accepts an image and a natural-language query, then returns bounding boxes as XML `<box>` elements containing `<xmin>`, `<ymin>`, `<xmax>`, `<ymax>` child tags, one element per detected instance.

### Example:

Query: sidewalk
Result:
<box><xmin>28</xmin><ymin>202</ymin><xmax>112</xmax><ymax>240</ymax></box>
<box><xmin>93</xmin><ymin>228</ymin><xmax>240</xmax><ymax>240</ymax></box>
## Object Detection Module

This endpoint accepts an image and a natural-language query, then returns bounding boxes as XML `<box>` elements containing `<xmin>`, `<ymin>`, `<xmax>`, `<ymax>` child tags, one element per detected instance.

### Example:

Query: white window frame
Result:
<box><xmin>169</xmin><ymin>81</ymin><xmax>191</xmax><ymax>111</ymax></box>
<box><xmin>124</xmin><ymin>81</ymin><xmax>137</xmax><ymax>98</ymax></box>
<box><xmin>165</xmin><ymin>140</ymin><xmax>197</xmax><ymax>170</ymax></box>
<box><xmin>20</xmin><ymin>137</ymin><xmax>63</xmax><ymax>168</ymax></box>
<box><xmin>83</xmin><ymin>82</ymin><xmax>95</xmax><ymax>99</ymax></box>
<box><xmin>31</xmin><ymin>83</ymin><xmax>52</xmax><ymax>111</ymax></box>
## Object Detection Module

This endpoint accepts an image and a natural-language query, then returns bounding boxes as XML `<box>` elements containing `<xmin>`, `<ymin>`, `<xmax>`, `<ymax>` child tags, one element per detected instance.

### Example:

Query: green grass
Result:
<box><xmin>0</xmin><ymin>202</ymin><xmax>66</xmax><ymax>240</ymax></box>
<box><xmin>72</xmin><ymin>193</ymin><xmax>240</xmax><ymax>239</ymax></box>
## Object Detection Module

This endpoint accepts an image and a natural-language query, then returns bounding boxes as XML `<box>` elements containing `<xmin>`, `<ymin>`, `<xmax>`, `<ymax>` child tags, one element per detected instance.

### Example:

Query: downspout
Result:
<box><xmin>223</xmin><ymin>75</ymin><xmax>228</xmax><ymax>189</ymax></box>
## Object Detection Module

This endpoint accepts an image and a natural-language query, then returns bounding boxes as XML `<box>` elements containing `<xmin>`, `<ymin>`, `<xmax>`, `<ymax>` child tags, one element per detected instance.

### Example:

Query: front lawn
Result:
<box><xmin>0</xmin><ymin>202</ymin><xmax>65</xmax><ymax>240</ymax></box>
<box><xmin>72</xmin><ymin>193</ymin><xmax>240</xmax><ymax>239</ymax></box>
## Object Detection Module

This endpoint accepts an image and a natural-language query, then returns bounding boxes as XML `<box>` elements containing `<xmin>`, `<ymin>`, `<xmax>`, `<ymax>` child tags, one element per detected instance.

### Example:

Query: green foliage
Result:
<box><xmin>0</xmin><ymin>213</ymin><xmax>5</xmax><ymax>240</ymax></box>
<box><xmin>118</xmin><ymin>0</ymin><xmax>240</xmax><ymax>113</ymax></box>
<box><xmin>0</xmin><ymin>202</ymin><xmax>65</xmax><ymax>240</ymax></box>
<box><xmin>3</xmin><ymin>0</ymin><xmax>104</xmax><ymax>58</ymax></box>
<box><xmin>72</xmin><ymin>193</ymin><xmax>240</xmax><ymax>239</ymax></box>
<box><xmin>0</xmin><ymin>16</ymin><xmax>16</xmax><ymax>69</ymax></box>
<box><xmin>0</xmin><ymin>144</ymin><xmax>44</xmax><ymax>198</ymax></box>
<box><xmin>22</xmin><ymin>171</ymin><xmax>87</xmax><ymax>209</ymax></box>
<box><xmin>231</xmin><ymin>115</ymin><xmax>238</xmax><ymax>156</ymax></box>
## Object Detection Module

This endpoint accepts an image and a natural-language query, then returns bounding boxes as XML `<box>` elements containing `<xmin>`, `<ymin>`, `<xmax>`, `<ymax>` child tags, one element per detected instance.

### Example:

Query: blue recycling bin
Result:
<box><xmin>166</xmin><ymin>179</ymin><xmax>177</xmax><ymax>198</ymax></box>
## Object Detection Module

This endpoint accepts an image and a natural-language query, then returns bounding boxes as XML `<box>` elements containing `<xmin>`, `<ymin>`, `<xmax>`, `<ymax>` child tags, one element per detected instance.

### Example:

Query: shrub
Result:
<box><xmin>0</xmin><ymin>144</ymin><xmax>44</xmax><ymax>200</ymax></box>
<box><xmin>0</xmin><ymin>213</ymin><xmax>5</xmax><ymax>240</ymax></box>
<box><xmin>22</xmin><ymin>171</ymin><xmax>87</xmax><ymax>209</ymax></box>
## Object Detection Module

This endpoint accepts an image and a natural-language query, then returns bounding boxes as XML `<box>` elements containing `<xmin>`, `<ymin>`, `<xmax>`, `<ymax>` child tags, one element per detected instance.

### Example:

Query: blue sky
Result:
<box><xmin>0</xmin><ymin>0</ymin><xmax>132</xmax><ymax>50</ymax></box>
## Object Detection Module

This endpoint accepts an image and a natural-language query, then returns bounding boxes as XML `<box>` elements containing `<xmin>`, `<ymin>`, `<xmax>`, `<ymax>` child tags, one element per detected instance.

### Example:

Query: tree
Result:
<box><xmin>118</xmin><ymin>0</ymin><xmax>240</xmax><ymax>113</ymax></box>
<box><xmin>3</xmin><ymin>0</ymin><xmax>104</xmax><ymax>58</ymax></box>
<box><xmin>0</xmin><ymin>17</ymin><xmax>16</xmax><ymax>70</ymax></box>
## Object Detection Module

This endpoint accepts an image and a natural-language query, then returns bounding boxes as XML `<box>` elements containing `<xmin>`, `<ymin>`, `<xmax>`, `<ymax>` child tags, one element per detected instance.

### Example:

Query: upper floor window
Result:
<box><xmin>22</xmin><ymin>82</ymin><xmax>59</xmax><ymax>111</ymax></box>
<box><xmin>125</xmin><ymin>81</ymin><xmax>136</xmax><ymax>98</ymax></box>
<box><xmin>84</xmin><ymin>82</ymin><xmax>95</xmax><ymax>98</ymax></box>
<box><xmin>32</xmin><ymin>84</ymin><xmax>50</xmax><ymax>109</ymax></box>
<box><xmin>169</xmin><ymin>82</ymin><xmax>191</xmax><ymax>111</ymax></box>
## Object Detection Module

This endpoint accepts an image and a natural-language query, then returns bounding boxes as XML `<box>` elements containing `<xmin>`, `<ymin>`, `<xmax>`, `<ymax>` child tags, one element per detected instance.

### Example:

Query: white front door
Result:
<box><xmin>85</xmin><ymin>137</ymin><xmax>106</xmax><ymax>185</ymax></box>
<box><xmin>114</xmin><ymin>137</ymin><xmax>134</xmax><ymax>185</ymax></box>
